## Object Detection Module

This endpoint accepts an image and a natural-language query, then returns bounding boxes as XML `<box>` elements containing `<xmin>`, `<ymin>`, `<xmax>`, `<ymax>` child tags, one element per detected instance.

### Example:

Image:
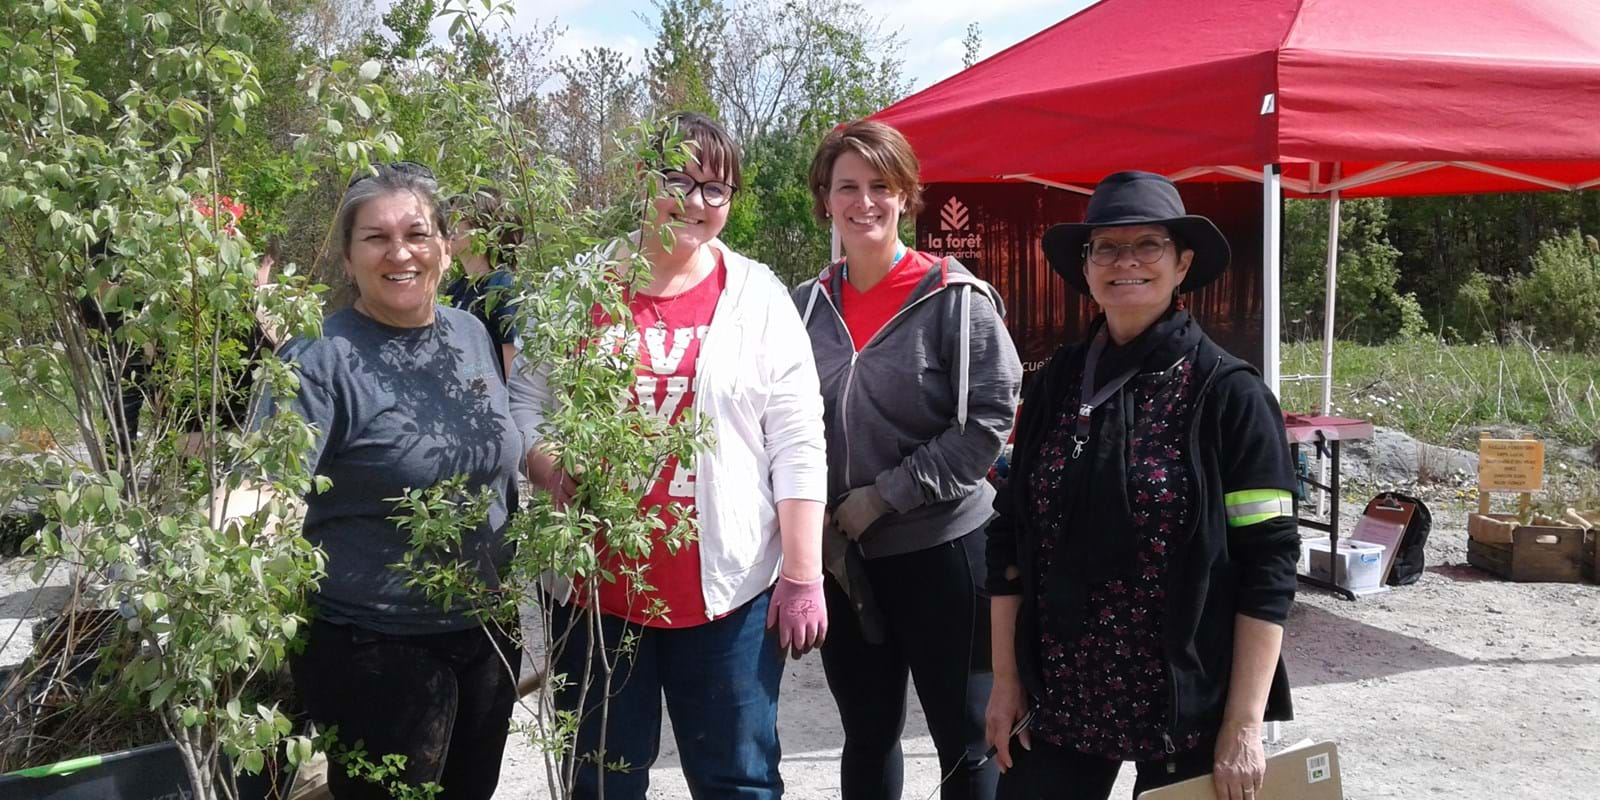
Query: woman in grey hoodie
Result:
<box><xmin>794</xmin><ymin>120</ymin><xmax>1023</xmax><ymax>800</ymax></box>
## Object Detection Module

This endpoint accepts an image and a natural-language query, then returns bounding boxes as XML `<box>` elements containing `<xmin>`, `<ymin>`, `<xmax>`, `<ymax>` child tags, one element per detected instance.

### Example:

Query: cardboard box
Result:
<box><xmin>1467</xmin><ymin>524</ymin><xmax>1586</xmax><ymax>583</ymax></box>
<box><xmin>1138</xmin><ymin>740</ymin><xmax>1342</xmax><ymax>800</ymax></box>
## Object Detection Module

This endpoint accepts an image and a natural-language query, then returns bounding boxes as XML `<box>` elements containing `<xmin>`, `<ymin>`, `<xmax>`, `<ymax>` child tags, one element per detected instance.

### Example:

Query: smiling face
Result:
<box><xmin>646</xmin><ymin>156</ymin><xmax>732</xmax><ymax>256</ymax></box>
<box><xmin>1084</xmin><ymin>224</ymin><xmax>1193</xmax><ymax>317</ymax></box>
<box><xmin>826</xmin><ymin>150</ymin><xmax>905</xmax><ymax>257</ymax></box>
<box><xmin>345</xmin><ymin>190</ymin><xmax>449</xmax><ymax>327</ymax></box>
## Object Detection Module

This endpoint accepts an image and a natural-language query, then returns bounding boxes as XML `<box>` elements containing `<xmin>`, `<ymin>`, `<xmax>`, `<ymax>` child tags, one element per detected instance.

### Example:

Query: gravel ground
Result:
<box><xmin>4</xmin><ymin>484</ymin><xmax>1597</xmax><ymax>797</ymax></box>
<box><xmin>488</xmin><ymin>488</ymin><xmax>1600</xmax><ymax>798</ymax></box>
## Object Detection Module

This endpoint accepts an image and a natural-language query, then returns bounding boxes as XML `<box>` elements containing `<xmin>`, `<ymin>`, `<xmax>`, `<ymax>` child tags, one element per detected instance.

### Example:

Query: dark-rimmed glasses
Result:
<box><xmin>348</xmin><ymin>161</ymin><xmax>436</xmax><ymax>188</ymax></box>
<box><xmin>1084</xmin><ymin>235</ymin><xmax>1173</xmax><ymax>266</ymax></box>
<box><xmin>660</xmin><ymin>170</ymin><xmax>737</xmax><ymax>208</ymax></box>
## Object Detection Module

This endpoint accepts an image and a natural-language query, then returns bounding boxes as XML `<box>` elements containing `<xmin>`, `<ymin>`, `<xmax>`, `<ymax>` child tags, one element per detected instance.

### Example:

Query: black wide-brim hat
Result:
<box><xmin>1041</xmin><ymin>170</ymin><xmax>1232</xmax><ymax>294</ymax></box>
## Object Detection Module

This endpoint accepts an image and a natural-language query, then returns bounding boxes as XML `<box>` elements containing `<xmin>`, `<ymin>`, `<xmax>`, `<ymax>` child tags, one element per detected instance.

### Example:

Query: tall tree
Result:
<box><xmin>547</xmin><ymin>48</ymin><xmax>647</xmax><ymax>209</ymax></box>
<box><xmin>644</xmin><ymin>0</ymin><xmax>727</xmax><ymax>115</ymax></box>
<box><xmin>962</xmin><ymin>21</ymin><xmax>983</xmax><ymax>69</ymax></box>
<box><xmin>711</xmin><ymin>0</ymin><xmax>907</xmax><ymax>144</ymax></box>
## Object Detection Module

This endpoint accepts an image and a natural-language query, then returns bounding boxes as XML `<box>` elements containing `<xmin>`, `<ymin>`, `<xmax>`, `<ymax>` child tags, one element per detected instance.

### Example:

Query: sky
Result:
<box><xmin>422</xmin><ymin>0</ymin><xmax>1096</xmax><ymax>93</ymax></box>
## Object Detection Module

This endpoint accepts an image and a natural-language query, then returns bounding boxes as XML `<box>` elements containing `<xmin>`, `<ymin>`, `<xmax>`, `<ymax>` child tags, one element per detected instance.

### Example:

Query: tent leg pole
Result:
<box><xmin>1262</xmin><ymin>165</ymin><xmax>1283</xmax><ymax>396</ymax></box>
<box><xmin>831</xmin><ymin>223</ymin><xmax>841</xmax><ymax>262</ymax></box>
<box><xmin>1319</xmin><ymin>188</ymin><xmax>1342</xmax><ymax>517</ymax></box>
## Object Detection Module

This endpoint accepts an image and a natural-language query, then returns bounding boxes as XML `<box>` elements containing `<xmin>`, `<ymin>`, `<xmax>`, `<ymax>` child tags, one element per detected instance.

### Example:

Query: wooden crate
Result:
<box><xmin>1588</xmin><ymin>530</ymin><xmax>1598</xmax><ymax>584</ymax></box>
<box><xmin>1467</xmin><ymin>525</ymin><xmax>1586</xmax><ymax>583</ymax></box>
<box><xmin>1569</xmin><ymin>510</ymin><xmax>1599</xmax><ymax>583</ymax></box>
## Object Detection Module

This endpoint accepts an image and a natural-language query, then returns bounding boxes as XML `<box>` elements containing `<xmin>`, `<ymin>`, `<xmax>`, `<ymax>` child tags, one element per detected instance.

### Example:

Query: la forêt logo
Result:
<box><xmin>939</xmin><ymin>196</ymin><xmax>969</xmax><ymax>231</ymax></box>
<box><xmin>925</xmin><ymin>195</ymin><xmax>982</xmax><ymax>253</ymax></box>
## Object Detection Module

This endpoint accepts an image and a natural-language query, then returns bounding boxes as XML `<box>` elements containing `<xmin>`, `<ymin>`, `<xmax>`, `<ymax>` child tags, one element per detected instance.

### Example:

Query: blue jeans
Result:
<box><xmin>550</xmin><ymin>591</ymin><xmax>784</xmax><ymax>800</ymax></box>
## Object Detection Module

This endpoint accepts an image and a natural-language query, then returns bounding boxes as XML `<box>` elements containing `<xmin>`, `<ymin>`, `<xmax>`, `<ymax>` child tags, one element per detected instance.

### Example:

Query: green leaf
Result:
<box><xmin>140</xmin><ymin>591</ymin><xmax>166</xmax><ymax>612</ymax></box>
<box><xmin>350</xmin><ymin>96</ymin><xmax>370</xmax><ymax>120</ymax></box>
<box><xmin>149</xmin><ymin>678</ymin><xmax>175</xmax><ymax>709</ymax></box>
<box><xmin>359</xmin><ymin>60</ymin><xmax>381</xmax><ymax>81</ymax></box>
<box><xmin>166</xmin><ymin>103</ymin><xmax>192</xmax><ymax>133</ymax></box>
<box><xmin>239</xmin><ymin>749</ymin><xmax>264</xmax><ymax>774</ymax></box>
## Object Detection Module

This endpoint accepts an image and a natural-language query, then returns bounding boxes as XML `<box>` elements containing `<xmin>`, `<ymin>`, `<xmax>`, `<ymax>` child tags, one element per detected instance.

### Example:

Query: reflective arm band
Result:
<box><xmin>1224</xmin><ymin>489</ymin><xmax>1295</xmax><ymax>528</ymax></box>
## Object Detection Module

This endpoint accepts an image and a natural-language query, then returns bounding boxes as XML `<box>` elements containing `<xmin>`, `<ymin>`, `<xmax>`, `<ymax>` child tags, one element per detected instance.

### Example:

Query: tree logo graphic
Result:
<box><xmin>939</xmin><ymin>196</ymin><xmax>970</xmax><ymax>231</ymax></box>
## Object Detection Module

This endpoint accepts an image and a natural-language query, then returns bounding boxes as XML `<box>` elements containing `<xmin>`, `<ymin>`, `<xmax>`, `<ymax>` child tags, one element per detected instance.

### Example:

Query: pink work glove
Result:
<box><xmin>767</xmin><ymin>573</ymin><xmax>827</xmax><ymax>658</ymax></box>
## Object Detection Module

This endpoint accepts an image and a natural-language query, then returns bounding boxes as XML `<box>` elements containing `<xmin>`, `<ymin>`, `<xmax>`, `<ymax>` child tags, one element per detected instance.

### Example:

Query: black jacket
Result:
<box><xmin>987</xmin><ymin>323</ymin><xmax>1297</xmax><ymax>744</ymax></box>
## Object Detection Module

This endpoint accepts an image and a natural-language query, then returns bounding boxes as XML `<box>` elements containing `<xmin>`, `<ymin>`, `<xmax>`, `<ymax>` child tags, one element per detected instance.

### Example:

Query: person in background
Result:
<box><xmin>445</xmin><ymin>187</ymin><xmax>522</xmax><ymax>380</ymax></box>
<box><xmin>984</xmin><ymin>171</ymin><xmax>1297</xmax><ymax>800</ymax></box>
<box><xmin>794</xmin><ymin>119</ymin><xmax>1022</xmax><ymax>800</ymax></box>
<box><xmin>279</xmin><ymin>162</ymin><xmax>523</xmax><ymax>800</ymax></box>
<box><xmin>509</xmin><ymin>111</ymin><xmax>829</xmax><ymax>800</ymax></box>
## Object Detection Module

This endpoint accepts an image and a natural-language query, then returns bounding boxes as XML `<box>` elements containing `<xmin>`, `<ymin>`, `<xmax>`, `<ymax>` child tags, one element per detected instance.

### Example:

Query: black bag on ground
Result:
<box><xmin>1368</xmin><ymin>491</ymin><xmax>1431</xmax><ymax>586</ymax></box>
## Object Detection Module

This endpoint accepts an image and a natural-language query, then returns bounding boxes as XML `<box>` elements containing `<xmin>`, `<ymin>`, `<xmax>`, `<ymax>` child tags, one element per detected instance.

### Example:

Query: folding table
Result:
<box><xmin>1283</xmin><ymin>413</ymin><xmax>1375</xmax><ymax>601</ymax></box>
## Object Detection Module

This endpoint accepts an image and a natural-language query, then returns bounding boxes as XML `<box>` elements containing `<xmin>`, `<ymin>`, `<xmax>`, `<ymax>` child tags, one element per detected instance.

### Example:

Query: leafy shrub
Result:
<box><xmin>1514</xmin><ymin>230</ymin><xmax>1600</xmax><ymax>352</ymax></box>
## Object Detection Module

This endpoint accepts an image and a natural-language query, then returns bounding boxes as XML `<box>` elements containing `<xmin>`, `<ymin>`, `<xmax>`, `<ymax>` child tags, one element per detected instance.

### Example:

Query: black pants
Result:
<box><xmin>995</xmin><ymin>739</ymin><xmax>1214</xmax><ymax>799</ymax></box>
<box><xmin>290</xmin><ymin>617</ymin><xmax>521</xmax><ymax>800</ymax></box>
<box><xmin>821</xmin><ymin>530</ymin><xmax>996</xmax><ymax>800</ymax></box>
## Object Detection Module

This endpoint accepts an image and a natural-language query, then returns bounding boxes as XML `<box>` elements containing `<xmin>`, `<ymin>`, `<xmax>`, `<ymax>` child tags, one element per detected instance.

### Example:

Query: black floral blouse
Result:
<box><xmin>1028</xmin><ymin>355</ymin><xmax>1203</xmax><ymax>761</ymax></box>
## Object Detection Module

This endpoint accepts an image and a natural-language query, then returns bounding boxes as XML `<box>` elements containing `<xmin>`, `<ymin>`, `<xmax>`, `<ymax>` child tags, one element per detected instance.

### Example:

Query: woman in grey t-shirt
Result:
<box><xmin>279</xmin><ymin>163</ymin><xmax>523</xmax><ymax>800</ymax></box>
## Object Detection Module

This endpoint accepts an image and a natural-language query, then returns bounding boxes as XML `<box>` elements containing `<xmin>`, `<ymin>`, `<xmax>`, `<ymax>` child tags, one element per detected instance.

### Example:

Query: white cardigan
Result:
<box><xmin>508</xmin><ymin>239</ymin><xmax>828</xmax><ymax>620</ymax></box>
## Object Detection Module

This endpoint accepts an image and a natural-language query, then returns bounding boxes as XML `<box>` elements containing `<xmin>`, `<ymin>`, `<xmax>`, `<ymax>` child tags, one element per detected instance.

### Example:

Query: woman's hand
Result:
<box><xmin>767</xmin><ymin>572</ymin><xmax>826</xmax><ymax>658</ymax></box>
<box><xmin>526</xmin><ymin>451</ymin><xmax>578</xmax><ymax>509</ymax></box>
<box><xmin>984</xmin><ymin>672</ymin><xmax>1031</xmax><ymax>772</ymax></box>
<box><xmin>1211</xmin><ymin>720</ymin><xmax>1265</xmax><ymax>800</ymax></box>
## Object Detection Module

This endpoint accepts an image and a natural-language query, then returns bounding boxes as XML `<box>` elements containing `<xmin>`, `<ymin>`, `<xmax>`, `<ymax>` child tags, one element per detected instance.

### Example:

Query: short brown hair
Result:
<box><xmin>658</xmin><ymin>111</ymin><xmax>742</xmax><ymax>188</ymax></box>
<box><xmin>450</xmin><ymin>187</ymin><xmax>523</xmax><ymax>269</ymax></box>
<box><xmin>808</xmin><ymin>120</ymin><xmax>923</xmax><ymax>224</ymax></box>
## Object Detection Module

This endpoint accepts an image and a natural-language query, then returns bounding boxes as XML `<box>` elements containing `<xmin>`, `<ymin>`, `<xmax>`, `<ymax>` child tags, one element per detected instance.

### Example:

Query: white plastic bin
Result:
<box><xmin>1305</xmin><ymin>539</ymin><xmax>1387</xmax><ymax>592</ymax></box>
<box><xmin>1298</xmin><ymin>536</ymin><xmax>1328</xmax><ymax>575</ymax></box>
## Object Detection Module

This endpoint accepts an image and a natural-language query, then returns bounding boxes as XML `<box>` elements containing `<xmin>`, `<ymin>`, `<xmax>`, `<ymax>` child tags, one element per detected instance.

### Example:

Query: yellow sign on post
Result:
<box><xmin>1478</xmin><ymin>437</ymin><xmax>1544</xmax><ymax>492</ymax></box>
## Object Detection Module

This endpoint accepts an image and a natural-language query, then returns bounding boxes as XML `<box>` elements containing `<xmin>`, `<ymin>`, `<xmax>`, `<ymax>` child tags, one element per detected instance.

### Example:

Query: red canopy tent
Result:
<box><xmin>870</xmin><ymin>0</ymin><xmax>1600</xmax><ymax>403</ymax></box>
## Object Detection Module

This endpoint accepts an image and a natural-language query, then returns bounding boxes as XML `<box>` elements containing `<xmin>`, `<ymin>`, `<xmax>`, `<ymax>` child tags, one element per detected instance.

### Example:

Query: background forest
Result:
<box><xmin>4</xmin><ymin>0</ymin><xmax>1598</xmax><ymax>449</ymax></box>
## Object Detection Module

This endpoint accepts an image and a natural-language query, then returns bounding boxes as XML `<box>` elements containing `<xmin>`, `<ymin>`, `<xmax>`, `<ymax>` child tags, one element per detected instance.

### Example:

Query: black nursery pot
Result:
<box><xmin>0</xmin><ymin>740</ymin><xmax>298</xmax><ymax>800</ymax></box>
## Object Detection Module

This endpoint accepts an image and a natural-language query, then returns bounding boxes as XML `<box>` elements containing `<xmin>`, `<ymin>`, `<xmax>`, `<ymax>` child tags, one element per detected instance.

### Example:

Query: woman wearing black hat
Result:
<box><xmin>983</xmin><ymin>171</ymin><xmax>1297</xmax><ymax>800</ymax></box>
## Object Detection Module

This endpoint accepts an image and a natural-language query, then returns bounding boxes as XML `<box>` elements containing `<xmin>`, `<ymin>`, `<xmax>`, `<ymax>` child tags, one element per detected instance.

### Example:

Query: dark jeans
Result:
<box><xmin>821</xmin><ymin>530</ymin><xmax>996</xmax><ymax>800</ymax></box>
<box><xmin>290</xmin><ymin>617</ymin><xmax>521</xmax><ymax>800</ymax></box>
<box><xmin>995</xmin><ymin>739</ymin><xmax>1214</xmax><ymax>799</ymax></box>
<box><xmin>549</xmin><ymin>591</ymin><xmax>784</xmax><ymax>800</ymax></box>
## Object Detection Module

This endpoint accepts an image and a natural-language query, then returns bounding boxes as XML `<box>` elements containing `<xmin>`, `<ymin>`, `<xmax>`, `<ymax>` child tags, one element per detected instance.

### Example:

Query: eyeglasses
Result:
<box><xmin>660</xmin><ymin>170</ymin><xmax>737</xmax><ymax>208</ymax></box>
<box><xmin>1084</xmin><ymin>235</ymin><xmax>1173</xmax><ymax>266</ymax></box>
<box><xmin>348</xmin><ymin>161</ymin><xmax>436</xmax><ymax>188</ymax></box>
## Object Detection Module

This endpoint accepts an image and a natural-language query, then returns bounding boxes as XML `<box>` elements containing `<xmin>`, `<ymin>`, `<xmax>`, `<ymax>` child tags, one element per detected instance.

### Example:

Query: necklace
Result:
<box><xmin>641</xmin><ymin>248</ymin><xmax>708</xmax><ymax>329</ymax></box>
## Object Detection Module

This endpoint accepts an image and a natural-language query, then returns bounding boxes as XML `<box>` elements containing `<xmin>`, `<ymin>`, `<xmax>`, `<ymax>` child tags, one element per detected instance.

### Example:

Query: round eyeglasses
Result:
<box><xmin>1083</xmin><ymin>235</ymin><xmax>1173</xmax><ymax>266</ymax></box>
<box><xmin>660</xmin><ymin>170</ymin><xmax>737</xmax><ymax>208</ymax></box>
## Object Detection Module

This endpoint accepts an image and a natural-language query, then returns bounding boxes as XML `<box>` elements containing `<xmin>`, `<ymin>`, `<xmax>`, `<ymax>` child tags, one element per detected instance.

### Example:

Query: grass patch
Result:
<box><xmin>1281</xmin><ymin>338</ymin><xmax>1600</xmax><ymax>453</ymax></box>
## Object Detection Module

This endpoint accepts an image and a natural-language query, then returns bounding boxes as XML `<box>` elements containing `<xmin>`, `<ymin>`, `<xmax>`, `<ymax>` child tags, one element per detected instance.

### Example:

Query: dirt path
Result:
<box><xmin>493</xmin><ymin>493</ymin><xmax>1600</xmax><ymax>798</ymax></box>
<box><xmin>4</xmin><ymin>490</ymin><xmax>1596</xmax><ymax>797</ymax></box>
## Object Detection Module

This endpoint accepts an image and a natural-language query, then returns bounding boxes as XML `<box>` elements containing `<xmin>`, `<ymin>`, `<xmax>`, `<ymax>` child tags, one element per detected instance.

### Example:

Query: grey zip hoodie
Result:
<box><xmin>794</xmin><ymin>254</ymin><xmax>1023</xmax><ymax>559</ymax></box>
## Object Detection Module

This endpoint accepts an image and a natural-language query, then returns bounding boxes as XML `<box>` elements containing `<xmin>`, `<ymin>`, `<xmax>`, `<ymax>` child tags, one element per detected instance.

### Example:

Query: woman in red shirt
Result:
<box><xmin>794</xmin><ymin>120</ymin><xmax>1023</xmax><ymax>800</ymax></box>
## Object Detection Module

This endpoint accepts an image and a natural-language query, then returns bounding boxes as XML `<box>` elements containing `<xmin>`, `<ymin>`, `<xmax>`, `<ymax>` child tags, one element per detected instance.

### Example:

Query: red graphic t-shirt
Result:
<box><xmin>836</xmin><ymin>248</ymin><xmax>938</xmax><ymax>351</ymax></box>
<box><xmin>589</xmin><ymin>255</ymin><xmax>726</xmax><ymax>627</ymax></box>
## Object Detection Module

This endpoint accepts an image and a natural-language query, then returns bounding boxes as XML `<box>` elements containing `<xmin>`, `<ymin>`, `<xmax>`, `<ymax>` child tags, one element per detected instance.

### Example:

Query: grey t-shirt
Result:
<box><xmin>278</xmin><ymin>305</ymin><xmax>522</xmax><ymax>634</ymax></box>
